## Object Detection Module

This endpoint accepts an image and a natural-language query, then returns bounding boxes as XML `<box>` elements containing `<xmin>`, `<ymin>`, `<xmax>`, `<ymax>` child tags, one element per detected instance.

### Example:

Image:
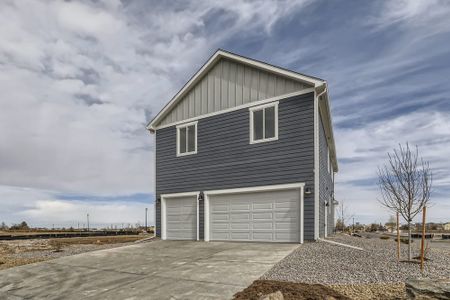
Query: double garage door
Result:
<box><xmin>163</xmin><ymin>186</ymin><xmax>302</xmax><ymax>243</ymax></box>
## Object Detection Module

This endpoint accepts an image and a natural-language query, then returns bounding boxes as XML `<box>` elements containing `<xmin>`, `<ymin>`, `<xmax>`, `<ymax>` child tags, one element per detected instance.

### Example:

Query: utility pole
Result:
<box><xmin>87</xmin><ymin>213</ymin><xmax>90</xmax><ymax>232</ymax></box>
<box><xmin>352</xmin><ymin>217</ymin><xmax>355</xmax><ymax>233</ymax></box>
<box><xmin>145</xmin><ymin>207</ymin><xmax>148</xmax><ymax>231</ymax></box>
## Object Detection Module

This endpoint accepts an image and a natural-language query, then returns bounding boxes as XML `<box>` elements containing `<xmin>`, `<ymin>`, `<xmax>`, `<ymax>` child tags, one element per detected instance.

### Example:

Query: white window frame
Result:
<box><xmin>176</xmin><ymin>121</ymin><xmax>197</xmax><ymax>157</ymax></box>
<box><xmin>249</xmin><ymin>101</ymin><xmax>279</xmax><ymax>144</ymax></box>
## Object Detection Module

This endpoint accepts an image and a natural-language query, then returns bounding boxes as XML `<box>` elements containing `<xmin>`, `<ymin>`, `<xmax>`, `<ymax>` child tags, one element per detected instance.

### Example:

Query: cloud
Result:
<box><xmin>0</xmin><ymin>0</ymin><xmax>312</xmax><ymax>225</ymax></box>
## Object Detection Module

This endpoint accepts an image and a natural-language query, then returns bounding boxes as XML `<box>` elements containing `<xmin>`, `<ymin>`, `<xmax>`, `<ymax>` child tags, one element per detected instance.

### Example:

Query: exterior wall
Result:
<box><xmin>319</xmin><ymin>113</ymin><xmax>335</xmax><ymax>237</ymax></box>
<box><xmin>158</xmin><ymin>58</ymin><xmax>311</xmax><ymax>127</ymax></box>
<box><xmin>156</xmin><ymin>92</ymin><xmax>316</xmax><ymax>240</ymax></box>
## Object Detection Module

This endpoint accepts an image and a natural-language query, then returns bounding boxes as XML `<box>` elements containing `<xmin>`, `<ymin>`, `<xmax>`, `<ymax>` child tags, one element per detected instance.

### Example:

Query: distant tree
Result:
<box><xmin>10</xmin><ymin>221</ymin><xmax>29</xmax><ymax>230</ymax></box>
<box><xmin>337</xmin><ymin>199</ymin><xmax>354</xmax><ymax>232</ymax></box>
<box><xmin>335</xmin><ymin>218</ymin><xmax>345</xmax><ymax>232</ymax></box>
<box><xmin>378</xmin><ymin>143</ymin><xmax>432</xmax><ymax>261</ymax></box>
<box><xmin>0</xmin><ymin>222</ymin><xmax>8</xmax><ymax>230</ymax></box>
<box><xmin>367</xmin><ymin>223</ymin><xmax>379</xmax><ymax>232</ymax></box>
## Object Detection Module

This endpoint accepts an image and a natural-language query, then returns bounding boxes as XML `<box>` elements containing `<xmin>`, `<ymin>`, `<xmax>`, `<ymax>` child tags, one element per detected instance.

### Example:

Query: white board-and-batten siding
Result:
<box><xmin>158</xmin><ymin>58</ymin><xmax>312</xmax><ymax>126</ymax></box>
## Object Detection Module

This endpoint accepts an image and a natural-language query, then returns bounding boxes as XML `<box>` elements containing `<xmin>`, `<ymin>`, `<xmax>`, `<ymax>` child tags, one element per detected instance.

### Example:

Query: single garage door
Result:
<box><xmin>209</xmin><ymin>189</ymin><xmax>300</xmax><ymax>242</ymax></box>
<box><xmin>165</xmin><ymin>196</ymin><xmax>197</xmax><ymax>240</ymax></box>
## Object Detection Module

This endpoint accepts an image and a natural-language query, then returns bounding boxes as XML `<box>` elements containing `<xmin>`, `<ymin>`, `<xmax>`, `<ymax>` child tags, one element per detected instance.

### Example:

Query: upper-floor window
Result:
<box><xmin>249</xmin><ymin>102</ymin><xmax>278</xmax><ymax>144</ymax></box>
<box><xmin>176</xmin><ymin>121</ymin><xmax>197</xmax><ymax>156</ymax></box>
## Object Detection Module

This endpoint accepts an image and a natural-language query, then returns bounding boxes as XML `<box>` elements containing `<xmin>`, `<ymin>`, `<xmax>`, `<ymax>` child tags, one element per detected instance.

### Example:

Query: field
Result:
<box><xmin>0</xmin><ymin>234</ymin><xmax>151</xmax><ymax>270</ymax></box>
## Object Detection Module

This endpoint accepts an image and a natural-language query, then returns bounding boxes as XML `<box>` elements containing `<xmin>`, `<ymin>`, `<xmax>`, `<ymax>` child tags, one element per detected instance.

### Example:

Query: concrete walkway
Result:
<box><xmin>0</xmin><ymin>240</ymin><xmax>297</xmax><ymax>300</ymax></box>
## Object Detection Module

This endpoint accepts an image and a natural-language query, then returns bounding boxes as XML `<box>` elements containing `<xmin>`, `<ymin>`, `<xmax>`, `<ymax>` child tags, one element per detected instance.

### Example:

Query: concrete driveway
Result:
<box><xmin>0</xmin><ymin>240</ymin><xmax>297</xmax><ymax>300</ymax></box>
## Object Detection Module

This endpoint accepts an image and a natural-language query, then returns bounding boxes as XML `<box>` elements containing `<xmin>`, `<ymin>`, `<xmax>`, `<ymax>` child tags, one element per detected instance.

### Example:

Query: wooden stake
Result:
<box><xmin>420</xmin><ymin>206</ymin><xmax>427</xmax><ymax>272</ymax></box>
<box><xmin>396</xmin><ymin>212</ymin><xmax>400</xmax><ymax>262</ymax></box>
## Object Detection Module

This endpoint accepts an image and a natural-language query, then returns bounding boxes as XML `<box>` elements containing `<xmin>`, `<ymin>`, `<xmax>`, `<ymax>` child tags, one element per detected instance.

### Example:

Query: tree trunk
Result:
<box><xmin>408</xmin><ymin>221</ymin><xmax>412</xmax><ymax>261</ymax></box>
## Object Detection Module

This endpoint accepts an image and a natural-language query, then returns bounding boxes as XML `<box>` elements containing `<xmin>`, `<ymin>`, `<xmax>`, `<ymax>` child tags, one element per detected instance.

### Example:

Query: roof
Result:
<box><xmin>147</xmin><ymin>49</ymin><xmax>338</xmax><ymax>171</ymax></box>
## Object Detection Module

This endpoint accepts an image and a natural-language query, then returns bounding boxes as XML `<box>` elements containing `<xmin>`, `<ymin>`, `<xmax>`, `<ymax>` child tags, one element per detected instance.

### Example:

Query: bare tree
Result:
<box><xmin>336</xmin><ymin>199</ymin><xmax>354</xmax><ymax>232</ymax></box>
<box><xmin>378</xmin><ymin>143</ymin><xmax>432</xmax><ymax>260</ymax></box>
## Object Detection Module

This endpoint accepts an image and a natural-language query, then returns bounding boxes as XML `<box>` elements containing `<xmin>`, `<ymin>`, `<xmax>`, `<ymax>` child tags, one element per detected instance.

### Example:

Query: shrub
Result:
<box><xmin>380</xmin><ymin>236</ymin><xmax>390</xmax><ymax>240</ymax></box>
<box><xmin>395</xmin><ymin>238</ymin><xmax>413</xmax><ymax>244</ymax></box>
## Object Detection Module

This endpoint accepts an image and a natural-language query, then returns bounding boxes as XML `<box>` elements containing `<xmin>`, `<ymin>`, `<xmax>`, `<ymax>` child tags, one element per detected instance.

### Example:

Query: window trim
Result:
<box><xmin>249</xmin><ymin>101</ymin><xmax>279</xmax><ymax>144</ymax></box>
<box><xmin>176</xmin><ymin>121</ymin><xmax>197</xmax><ymax>157</ymax></box>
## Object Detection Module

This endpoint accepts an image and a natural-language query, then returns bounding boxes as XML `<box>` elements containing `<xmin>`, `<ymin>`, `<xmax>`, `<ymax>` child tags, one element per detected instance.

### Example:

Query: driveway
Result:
<box><xmin>0</xmin><ymin>240</ymin><xmax>297</xmax><ymax>300</ymax></box>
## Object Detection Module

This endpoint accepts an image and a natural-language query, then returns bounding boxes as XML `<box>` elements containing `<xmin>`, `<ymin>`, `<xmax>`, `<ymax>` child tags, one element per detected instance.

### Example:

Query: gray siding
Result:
<box><xmin>319</xmin><ymin>113</ymin><xmax>335</xmax><ymax>237</ymax></box>
<box><xmin>158</xmin><ymin>58</ymin><xmax>311</xmax><ymax>126</ymax></box>
<box><xmin>156</xmin><ymin>92</ymin><xmax>316</xmax><ymax>240</ymax></box>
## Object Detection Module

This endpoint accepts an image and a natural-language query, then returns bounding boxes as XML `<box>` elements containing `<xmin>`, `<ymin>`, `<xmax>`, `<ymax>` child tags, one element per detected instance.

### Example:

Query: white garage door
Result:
<box><xmin>165</xmin><ymin>196</ymin><xmax>197</xmax><ymax>240</ymax></box>
<box><xmin>209</xmin><ymin>189</ymin><xmax>300</xmax><ymax>242</ymax></box>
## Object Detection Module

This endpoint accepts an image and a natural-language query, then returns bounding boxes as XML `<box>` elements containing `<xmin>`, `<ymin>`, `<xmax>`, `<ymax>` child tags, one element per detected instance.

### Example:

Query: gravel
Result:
<box><xmin>262</xmin><ymin>234</ymin><xmax>450</xmax><ymax>285</ymax></box>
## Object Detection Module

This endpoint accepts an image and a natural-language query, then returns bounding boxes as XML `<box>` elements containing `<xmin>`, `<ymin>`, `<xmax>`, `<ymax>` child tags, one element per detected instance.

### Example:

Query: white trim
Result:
<box><xmin>206</xmin><ymin>182</ymin><xmax>305</xmax><ymax>196</ymax></box>
<box><xmin>153</xmin><ymin>88</ymin><xmax>314</xmax><ymax>131</ymax></box>
<box><xmin>160</xmin><ymin>191</ymin><xmax>200</xmax><ymax>241</ymax></box>
<box><xmin>318</xmin><ymin>238</ymin><xmax>363</xmax><ymax>251</ymax></box>
<box><xmin>153</xmin><ymin>133</ymin><xmax>157</xmax><ymax>237</ymax></box>
<box><xmin>249</xmin><ymin>101</ymin><xmax>279</xmax><ymax>144</ymax></box>
<box><xmin>204</xmin><ymin>182</ymin><xmax>305</xmax><ymax>244</ymax></box>
<box><xmin>147</xmin><ymin>50</ymin><xmax>322</xmax><ymax>130</ymax></box>
<box><xmin>196</xmin><ymin>193</ymin><xmax>199</xmax><ymax>241</ymax></box>
<box><xmin>204</xmin><ymin>193</ymin><xmax>210</xmax><ymax>242</ymax></box>
<box><xmin>324</xmin><ymin>201</ymin><xmax>328</xmax><ymax>238</ymax></box>
<box><xmin>176</xmin><ymin>121</ymin><xmax>198</xmax><ymax>157</ymax></box>
<box><xmin>314</xmin><ymin>90</ymin><xmax>320</xmax><ymax>240</ymax></box>
<box><xmin>300</xmin><ymin>185</ymin><xmax>304</xmax><ymax>244</ymax></box>
<box><xmin>161</xmin><ymin>196</ymin><xmax>167</xmax><ymax>240</ymax></box>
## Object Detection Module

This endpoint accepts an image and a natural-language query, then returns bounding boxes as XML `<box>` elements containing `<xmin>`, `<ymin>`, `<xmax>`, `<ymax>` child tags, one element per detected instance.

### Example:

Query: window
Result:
<box><xmin>249</xmin><ymin>102</ymin><xmax>278</xmax><ymax>144</ymax></box>
<box><xmin>176</xmin><ymin>121</ymin><xmax>197</xmax><ymax>156</ymax></box>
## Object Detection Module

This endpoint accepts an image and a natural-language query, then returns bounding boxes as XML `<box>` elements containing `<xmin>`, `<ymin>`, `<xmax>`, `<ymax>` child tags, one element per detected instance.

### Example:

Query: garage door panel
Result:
<box><xmin>210</xmin><ymin>188</ymin><xmax>300</xmax><ymax>242</ymax></box>
<box><xmin>211</xmin><ymin>232</ymin><xmax>230</xmax><ymax>240</ymax></box>
<box><xmin>230</xmin><ymin>223</ymin><xmax>250</xmax><ymax>230</ymax></box>
<box><xmin>230</xmin><ymin>203</ymin><xmax>251</xmax><ymax>211</ymax></box>
<box><xmin>212</xmin><ymin>223</ymin><xmax>229</xmax><ymax>230</ymax></box>
<box><xmin>252</xmin><ymin>212</ymin><xmax>273</xmax><ymax>220</ymax></box>
<box><xmin>253</xmin><ymin>202</ymin><xmax>273</xmax><ymax>210</ymax></box>
<box><xmin>166</xmin><ymin>196</ymin><xmax>197</xmax><ymax>240</ymax></box>
<box><xmin>252</xmin><ymin>222</ymin><xmax>273</xmax><ymax>230</ymax></box>
<box><xmin>230</xmin><ymin>213</ymin><xmax>250</xmax><ymax>220</ymax></box>
<box><xmin>252</xmin><ymin>232</ymin><xmax>274</xmax><ymax>240</ymax></box>
<box><xmin>212</xmin><ymin>204</ymin><xmax>228</xmax><ymax>213</ymax></box>
<box><xmin>230</xmin><ymin>232</ymin><xmax>251</xmax><ymax>240</ymax></box>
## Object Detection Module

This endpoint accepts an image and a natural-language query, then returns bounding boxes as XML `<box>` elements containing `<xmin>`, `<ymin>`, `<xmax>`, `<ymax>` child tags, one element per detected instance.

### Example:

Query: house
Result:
<box><xmin>444</xmin><ymin>222</ymin><xmax>450</xmax><ymax>231</ymax></box>
<box><xmin>147</xmin><ymin>50</ymin><xmax>338</xmax><ymax>243</ymax></box>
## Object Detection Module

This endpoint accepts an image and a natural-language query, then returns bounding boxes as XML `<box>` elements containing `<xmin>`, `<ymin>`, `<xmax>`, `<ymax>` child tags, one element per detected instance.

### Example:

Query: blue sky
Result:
<box><xmin>0</xmin><ymin>0</ymin><xmax>449</xmax><ymax>228</ymax></box>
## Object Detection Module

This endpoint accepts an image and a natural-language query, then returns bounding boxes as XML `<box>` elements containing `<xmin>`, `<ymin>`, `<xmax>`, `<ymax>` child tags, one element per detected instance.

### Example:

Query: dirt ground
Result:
<box><xmin>0</xmin><ymin>235</ymin><xmax>150</xmax><ymax>270</ymax></box>
<box><xmin>233</xmin><ymin>280</ymin><xmax>351</xmax><ymax>300</ymax></box>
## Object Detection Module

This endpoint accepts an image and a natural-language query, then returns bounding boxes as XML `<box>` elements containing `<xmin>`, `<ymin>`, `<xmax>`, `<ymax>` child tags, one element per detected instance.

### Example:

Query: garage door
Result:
<box><xmin>209</xmin><ymin>189</ymin><xmax>300</xmax><ymax>242</ymax></box>
<box><xmin>165</xmin><ymin>196</ymin><xmax>197</xmax><ymax>240</ymax></box>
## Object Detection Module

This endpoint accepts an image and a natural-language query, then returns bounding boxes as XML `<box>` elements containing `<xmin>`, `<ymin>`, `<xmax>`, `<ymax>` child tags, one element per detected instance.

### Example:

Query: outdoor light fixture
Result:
<box><xmin>156</xmin><ymin>196</ymin><xmax>161</xmax><ymax>204</ymax></box>
<box><xmin>198</xmin><ymin>192</ymin><xmax>204</xmax><ymax>201</ymax></box>
<box><xmin>304</xmin><ymin>187</ymin><xmax>312</xmax><ymax>195</ymax></box>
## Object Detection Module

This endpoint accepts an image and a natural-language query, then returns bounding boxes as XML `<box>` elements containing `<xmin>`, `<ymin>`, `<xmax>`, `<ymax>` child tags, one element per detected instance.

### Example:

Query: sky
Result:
<box><xmin>1</xmin><ymin>0</ymin><xmax>449</xmax><ymax>228</ymax></box>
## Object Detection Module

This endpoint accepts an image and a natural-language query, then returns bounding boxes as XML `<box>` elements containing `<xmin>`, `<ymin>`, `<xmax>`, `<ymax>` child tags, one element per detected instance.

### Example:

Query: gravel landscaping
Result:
<box><xmin>259</xmin><ymin>234</ymin><xmax>450</xmax><ymax>299</ymax></box>
<box><xmin>262</xmin><ymin>234</ymin><xmax>450</xmax><ymax>284</ymax></box>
